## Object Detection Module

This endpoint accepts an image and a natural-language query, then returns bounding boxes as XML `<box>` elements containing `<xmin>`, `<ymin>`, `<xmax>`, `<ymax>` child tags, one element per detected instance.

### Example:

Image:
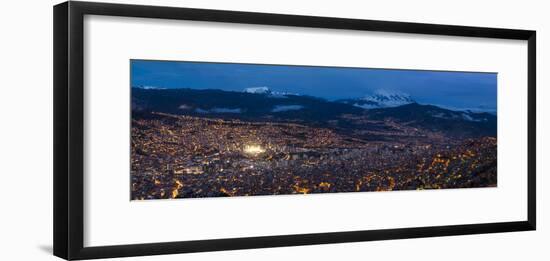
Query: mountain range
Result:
<box><xmin>337</xmin><ymin>91</ymin><xmax>416</xmax><ymax>109</ymax></box>
<box><xmin>132</xmin><ymin>87</ymin><xmax>496</xmax><ymax>139</ymax></box>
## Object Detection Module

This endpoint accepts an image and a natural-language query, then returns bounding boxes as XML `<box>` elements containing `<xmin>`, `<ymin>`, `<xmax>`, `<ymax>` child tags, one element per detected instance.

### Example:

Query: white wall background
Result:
<box><xmin>0</xmin><ymin>0</ymin><xmax>547</xmax><ymax>260</ymax></box>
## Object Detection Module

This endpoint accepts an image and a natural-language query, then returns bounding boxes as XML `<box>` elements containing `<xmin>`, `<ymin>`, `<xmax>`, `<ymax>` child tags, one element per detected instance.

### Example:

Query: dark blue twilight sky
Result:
<box><xmin>131</xmin><ymin>60</ymin><xmax>497</xmax><ymax>111</ymax></box>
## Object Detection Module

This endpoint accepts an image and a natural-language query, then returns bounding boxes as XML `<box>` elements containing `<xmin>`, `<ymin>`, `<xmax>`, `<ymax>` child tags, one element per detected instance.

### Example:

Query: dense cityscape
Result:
<box><xmin>130</xmin><ymin>60</ymin><xmax>497</xmax><ymax>200</ymax></box>
<box><xmin>131</xmin><ymin>112</ymin><xmax>497</xmax><ymax>200</ymax></box>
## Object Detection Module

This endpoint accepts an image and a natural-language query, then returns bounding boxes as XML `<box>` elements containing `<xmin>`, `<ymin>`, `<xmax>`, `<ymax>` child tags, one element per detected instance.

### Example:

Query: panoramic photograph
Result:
<box><xmin>130</xmin><ymin>60</ymin><xmax>497</xmax><ymax>200</ymax></box>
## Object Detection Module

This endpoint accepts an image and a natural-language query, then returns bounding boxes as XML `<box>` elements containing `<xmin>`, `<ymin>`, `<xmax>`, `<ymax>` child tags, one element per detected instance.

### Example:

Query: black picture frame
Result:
<box><xmin>53</xmin><ymin>1</ymin><xmax>536</xmax><ymax>260</ymax></box>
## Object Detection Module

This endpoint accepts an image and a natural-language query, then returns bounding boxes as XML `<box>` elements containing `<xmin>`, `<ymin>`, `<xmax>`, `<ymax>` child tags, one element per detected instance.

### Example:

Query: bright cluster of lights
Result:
<box><xmin>243</xmin><ymin>145</ymin><xmax>265</xmax><ymax>155</ymax></box>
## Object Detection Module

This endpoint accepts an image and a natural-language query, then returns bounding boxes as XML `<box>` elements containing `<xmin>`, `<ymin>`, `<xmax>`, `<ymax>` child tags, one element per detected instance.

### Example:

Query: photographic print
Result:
<box><xmin>130</xmin><ymin>60</ymin><xmax>497</xmax><ymax>200</ymax></box>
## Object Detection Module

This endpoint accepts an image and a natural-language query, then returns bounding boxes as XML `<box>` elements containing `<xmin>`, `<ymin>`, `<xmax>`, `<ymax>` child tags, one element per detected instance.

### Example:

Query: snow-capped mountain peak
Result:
<box><xmin>135</xmin><ymin>85</ymin><xmax>166</xmax><ymax>90</ymax></box>
<box><xmin>337</xmin><ymin>90</ymin><xmax>415</xmax><ymax>109</ymax></box>
<box><xmin>243</xmin><ymin>87</ymin><xmax>301</xmax><ymax>98</ymax></box>
<box><xmin>243</xmin><ymin>86</ymin><xmax>271</xmax><ymax>94</ymax></box>
<box><xmin>361</xmin><ymin>91</ymin><xmax>415</xmax><ymax>108</ymax></box>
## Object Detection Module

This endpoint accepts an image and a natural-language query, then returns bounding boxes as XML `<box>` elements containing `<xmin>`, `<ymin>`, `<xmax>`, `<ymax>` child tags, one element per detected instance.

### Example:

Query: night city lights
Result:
<box><xmin>130</xmin><ymin>60</ymin><xmax>497</xmax><ymax>200</ymax></box>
